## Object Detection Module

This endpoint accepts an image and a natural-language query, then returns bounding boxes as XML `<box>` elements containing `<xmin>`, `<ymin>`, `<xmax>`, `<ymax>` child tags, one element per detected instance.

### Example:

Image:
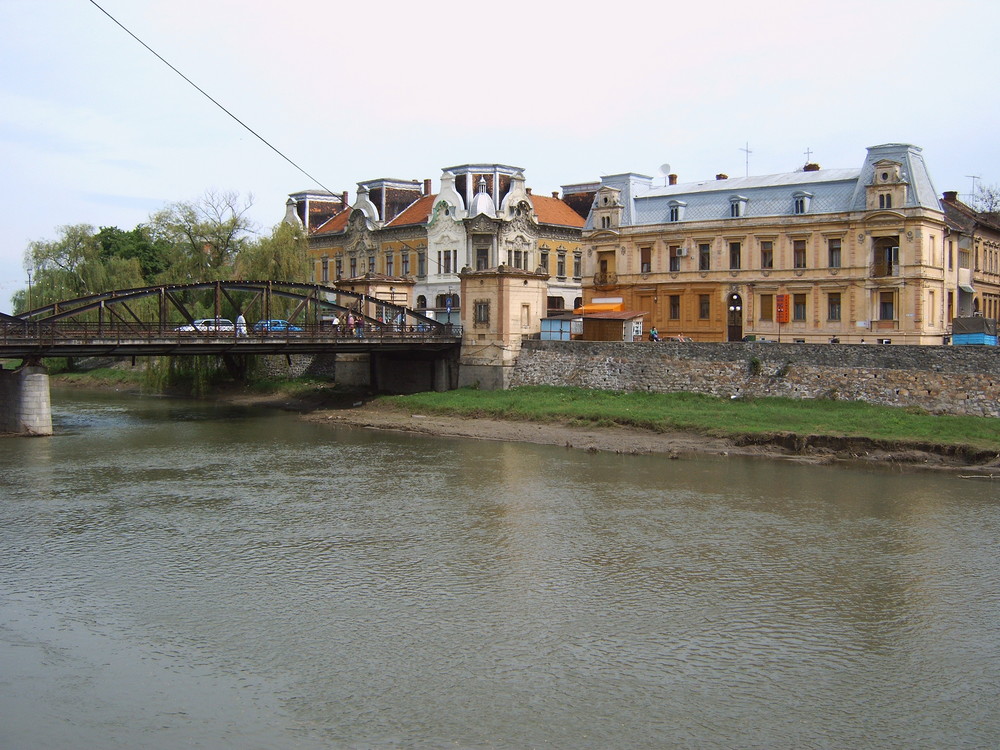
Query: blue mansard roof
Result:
<box><xmin>588</xmin><ymin>144</ymin><xmax>941</xmax><ymax>229</ymax></box>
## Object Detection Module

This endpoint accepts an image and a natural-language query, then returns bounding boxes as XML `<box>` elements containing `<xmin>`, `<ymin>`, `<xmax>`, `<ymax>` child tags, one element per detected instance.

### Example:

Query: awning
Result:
<box><xmin>959</xmin><ymin>283</ymin><xmax>975</xmax><ymax>293</ymax></box>
<box><xmin>573</xmin><ymin>302</ymin><xmax>623</xmax><ymax>314</ymax></box>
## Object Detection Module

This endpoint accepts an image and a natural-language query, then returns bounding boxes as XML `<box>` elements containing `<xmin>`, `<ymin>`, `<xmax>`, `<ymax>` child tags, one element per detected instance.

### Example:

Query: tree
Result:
<box><xmin>20</xmin><ymin>223</ymin><xmax>145</xmax><ymax>312</ymax></box>
<box><xmin>971</xmin><ymin>183</ymin><xmax>1000</xmax><ymax>218</ymax></box>
<box><xmin>148</xmin><ymin>190</ymin><xmax>257</xmax><ymax>283</ymax></box>
<box><xmin>95</xmin><ymin>225</ymin><xmax>171</xmax><ymax>280</ymax></box>
<box><xmin>235</xmin><ymin>220</ymin><xmax>309</xmax><ymax>282</ymax></box>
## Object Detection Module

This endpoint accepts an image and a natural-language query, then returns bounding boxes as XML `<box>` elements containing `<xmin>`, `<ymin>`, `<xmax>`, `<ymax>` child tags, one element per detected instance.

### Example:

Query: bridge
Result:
<box><xmin>1</xmin><ymin>281</ymin><xmax>464</xmax><ymax>435</ymax></box>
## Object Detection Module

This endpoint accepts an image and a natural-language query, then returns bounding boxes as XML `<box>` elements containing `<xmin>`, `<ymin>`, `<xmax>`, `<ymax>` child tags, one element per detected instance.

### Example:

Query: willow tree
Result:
<box><xmin>235</xmin><ymin>220</ymin><xmax>309</xmax><ymax>282</ymax></box>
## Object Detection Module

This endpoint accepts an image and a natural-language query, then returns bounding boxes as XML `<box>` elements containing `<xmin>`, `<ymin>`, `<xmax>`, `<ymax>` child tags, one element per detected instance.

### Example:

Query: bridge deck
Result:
<box><xmin>0</xmin><ymin>323</ymin><xmax>463</xmax><ymax>358</ymax></box>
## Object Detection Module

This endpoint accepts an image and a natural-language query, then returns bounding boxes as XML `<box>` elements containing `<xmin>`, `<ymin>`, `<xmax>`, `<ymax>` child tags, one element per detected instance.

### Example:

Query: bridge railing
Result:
<box><xmin>0</xmin><ymin>320</ymin><xmax>463</xmax><ymax>345</ymax></box>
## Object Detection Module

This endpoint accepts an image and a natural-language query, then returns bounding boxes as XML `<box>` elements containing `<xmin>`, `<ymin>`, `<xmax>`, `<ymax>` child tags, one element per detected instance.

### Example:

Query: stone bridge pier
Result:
<box><xmin>0</xmin><ymin>360</ymin><xmax>53</xmax><ymax>436</ymax></box>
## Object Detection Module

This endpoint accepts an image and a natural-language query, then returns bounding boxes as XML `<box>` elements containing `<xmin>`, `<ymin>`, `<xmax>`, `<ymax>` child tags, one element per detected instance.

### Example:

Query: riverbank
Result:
<box><xmin>301</xmin><ymin>397</ymin><xmax>1000</xmax><ymax>475</ymax></box>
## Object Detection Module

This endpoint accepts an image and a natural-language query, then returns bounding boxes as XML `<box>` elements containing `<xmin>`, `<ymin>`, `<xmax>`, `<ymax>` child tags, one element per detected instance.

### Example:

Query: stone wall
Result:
<box><xmin>511</xmin><ymin>341</ymin><xmax>1000</xmax><ymax>417</ymax></box>
<box><xmin>0</xmin><ymin>364</ymin><xmax>53</xmax><ymax>435</ymax></box>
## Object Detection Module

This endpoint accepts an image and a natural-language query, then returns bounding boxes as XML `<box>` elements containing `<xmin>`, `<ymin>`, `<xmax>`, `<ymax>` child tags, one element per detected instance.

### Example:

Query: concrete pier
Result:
<box><xmin>0</xmin><ymin>362</ymin><xmax>53</xmax><ymax>436</ymax></box>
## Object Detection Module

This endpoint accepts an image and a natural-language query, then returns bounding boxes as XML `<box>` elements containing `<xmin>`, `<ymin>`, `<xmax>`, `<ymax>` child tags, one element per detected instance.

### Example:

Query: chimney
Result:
<box><xmin>552</xmin><ymin>191</ymin><xmax>559</xmax><ymax>199</ymax></box>
<box><xmin>526</xmin><ymin>187</ymin><xmax>532</xmax><ymax>195</ymax></box>
<box><xmin>668</xmin><ymin>173</ymin><xmax>678</xmax><ymax>185</ymax></box>
<box><xmin>803</xmin><ymin>163</ymin><xmax>821</xmax><ymax>172</ymax></box>
<box><xmin>423</xmin><ymin>178</ymin><xmax>432</xmax><ymax>196</ymax></box>
<box><xmin>341</xmin><ymin>191</ymin><xmax>349</xmax><ymax>206</ymax></box>
<box><xmin>943</xmin><ymin>190</ymin><xmax>958</xmax><ymax>203</ymax></box>
<box><xmin>716</xmin><ymin>173</ymin><xmax>728</xmax><ymax>180</ymax></box>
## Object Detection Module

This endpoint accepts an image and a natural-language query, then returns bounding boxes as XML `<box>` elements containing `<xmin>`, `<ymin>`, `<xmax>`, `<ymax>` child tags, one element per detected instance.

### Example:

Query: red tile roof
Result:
<box><xmin>386</xmin><ymin>194</ymin><xmax>437</xmax><ymax>227</ymax></box>
<box><xmin>530</xmin><ymin>194</ymin><xmax>586</xmax><ymax>228</ymax></box>
<box><xmin>312</xmin><ymin>209</ymin><xmax>350</xmax><ymax>235</ymax></box>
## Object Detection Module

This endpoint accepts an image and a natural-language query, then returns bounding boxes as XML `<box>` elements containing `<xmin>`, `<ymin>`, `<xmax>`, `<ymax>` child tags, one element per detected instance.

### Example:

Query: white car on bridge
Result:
<box><xmin>175</xmin><ymin>318</ymin><xmax>235</xmax><ymax>333</ymax></box>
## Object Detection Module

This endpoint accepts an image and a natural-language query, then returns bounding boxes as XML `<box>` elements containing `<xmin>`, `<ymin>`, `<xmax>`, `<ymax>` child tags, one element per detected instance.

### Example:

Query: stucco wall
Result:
<box><xmin>511</xmin><ymin>340</ymin><xmax>1000</xmax><ymax>417</ymax></box>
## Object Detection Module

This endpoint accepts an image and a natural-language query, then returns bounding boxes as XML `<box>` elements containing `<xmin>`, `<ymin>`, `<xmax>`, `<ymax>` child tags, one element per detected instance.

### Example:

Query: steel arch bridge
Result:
<box><xmin>0</xmin><ymin>280</ymin><xmax>461</xmax><ymax>358</ymax></box>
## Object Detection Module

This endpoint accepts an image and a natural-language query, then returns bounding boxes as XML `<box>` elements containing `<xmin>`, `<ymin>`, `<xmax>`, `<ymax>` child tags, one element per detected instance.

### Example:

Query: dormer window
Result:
<box><xmin>668</xmin><ymin>200</ymin><xmax>686</xmax><ymax>222</ymax></box>
<box><xmin>729</xmin><ymin>196</ymin><xmax>748</xmax><ymax>218</ymax></box>
<box><xmin>793</xmin><ymin>191</ymin><xmax>813</xmax><ymax>215</ymax></box>
<box><xmin>601</xmin><ymin>216</ymin><xmax>611</xmax><ymax>229</ymax></box>
<box><xmin>879</xmin><ymin>193</ymin><xmax>892</xmax><ymax>209</ymax></box>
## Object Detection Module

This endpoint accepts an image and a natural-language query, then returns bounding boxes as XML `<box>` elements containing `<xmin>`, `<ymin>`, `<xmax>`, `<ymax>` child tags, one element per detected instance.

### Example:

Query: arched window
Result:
<box><xmin>416</xmin><ymin>295</ymin><xmax>427</xmax><ymax>310</ymax></box>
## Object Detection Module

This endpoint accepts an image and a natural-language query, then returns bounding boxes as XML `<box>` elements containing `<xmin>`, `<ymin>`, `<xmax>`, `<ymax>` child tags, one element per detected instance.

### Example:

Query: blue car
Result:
<box><xmin>253</xmin><ymin>319</ymin><xmax>303</xmax><ymax>332</ymax></box>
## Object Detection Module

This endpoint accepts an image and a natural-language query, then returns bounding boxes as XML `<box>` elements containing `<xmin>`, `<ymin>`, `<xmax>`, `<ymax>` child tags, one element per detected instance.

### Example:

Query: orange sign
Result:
<box><xmin>776</xmin><ymin>294</ymin><xmax>790</xmax><ymax>324</ymax></box>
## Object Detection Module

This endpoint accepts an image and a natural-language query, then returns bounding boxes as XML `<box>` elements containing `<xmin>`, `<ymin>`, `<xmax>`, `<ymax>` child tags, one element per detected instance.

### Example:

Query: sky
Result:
<box><xmin>2</xmin><ymin>0</ymin><xmax>999</xmax><ymax>308</ymax></box>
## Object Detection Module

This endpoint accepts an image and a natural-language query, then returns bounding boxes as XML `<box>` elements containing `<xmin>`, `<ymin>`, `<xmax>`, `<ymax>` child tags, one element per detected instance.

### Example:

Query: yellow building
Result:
<box><xmin>575</xmin><ymin>144</ymin><xmax>958</xmax><ymax>344</ymax></box>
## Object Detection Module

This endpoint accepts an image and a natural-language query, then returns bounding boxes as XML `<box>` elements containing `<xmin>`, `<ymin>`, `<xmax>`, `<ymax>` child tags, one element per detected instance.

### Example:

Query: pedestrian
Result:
<box><xmin>354</xmin><ymin>315</ymin><xmax>364</xmax><ymax>338</ymax></box>
<box><xmin>236</xmin><ymin>313</ymin><xmax>247</xmax><ymax>337</ymax></box>
<box><xmin>649</xmin><ymin>327</ymin><xmax>660</xmax><ymax>342</ymax></box>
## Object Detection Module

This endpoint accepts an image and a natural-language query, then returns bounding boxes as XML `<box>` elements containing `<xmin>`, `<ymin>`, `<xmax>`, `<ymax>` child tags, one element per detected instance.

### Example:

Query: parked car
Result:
<box><xmin>175</xmin><ymin>318</ymin><xmax>235</xmax><ymax>332</ymax></box>
<box><xmin>253</xmin><ymin>319</ymin><xmax>303</xmax><ymax>332</ymax></box>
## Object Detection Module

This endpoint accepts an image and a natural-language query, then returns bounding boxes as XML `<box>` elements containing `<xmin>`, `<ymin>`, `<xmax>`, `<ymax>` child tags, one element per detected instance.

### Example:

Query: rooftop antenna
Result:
<box><xmin>659</xmin><ymin>163</ymin><xmax>672</xmax><ymax>187</ymax></box>
<box><xmin>740</xmin><ymin>142</ymin><xmax>752</xmax><ymax>177</ymax></box>
<box><xmin>966</xmin><ymin>174</ymin><xmax>981</xmax><ymax>200</ymax></box>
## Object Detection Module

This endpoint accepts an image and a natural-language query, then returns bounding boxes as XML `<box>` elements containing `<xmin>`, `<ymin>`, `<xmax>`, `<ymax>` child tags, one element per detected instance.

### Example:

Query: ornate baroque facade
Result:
<box><xmin>289</xmin><ymin>164</ymin><xmax>587</xmax><ymax>323</ymax></box>
<box><xmin>576</xmin><ymin>144</ymin><xmax>975</xmax><ymax>344</ymax></box>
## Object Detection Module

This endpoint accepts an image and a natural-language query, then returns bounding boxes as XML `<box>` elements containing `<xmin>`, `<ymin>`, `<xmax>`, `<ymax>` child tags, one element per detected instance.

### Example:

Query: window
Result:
<box><xmin>793</xmin><ymin>240</ymin><xmax>807</xmax><ymax>269</ymax></box>
<box><xmin>928</xmin><ymin>290</ymin><xmax>936</xmax><ymax>324</ymax></box>
<box><xmin>401</xmin><ymin>253</ymin><xmax>409</xmax><ymax>275</ymax></box>
<box><xmin>828</xmin><ymin>238</ymin><xmax>841</xmax><ymax>268</ymax></box>
<box><xmin>439</xmin><ymin>249</ymin><xmax>455</xmax><ymax>274</ymax></box>
<box><xmin>729</xmin><ymin>241</ymin><xmax>741</xmax><ymax>270</ymax></box>
<box><xmin>793</xmin><ymin>293</ymin><xmax>806</xmax><ymax>321</ymax></box>
<box><xmin>668</xmin><ymin>200</ymin><xmax>686</xmax><ymax>222</ymax></box>
<box><xmin>573</xmin><ymin>253</ymin><xmax>582</xmax><ymax>278</ymax></box>
<box><xmin>385</xmin><ymin>254</ymin><xmax>393</xmax><ymax>276</ymax></box>
<box><xmin>335</xmin><ymin>258</ymin><xmax>343</xmax><ymax>279</ymax></box>
<box><xmin>321</xmin><ymin>257</ymin><xmax>329</xmax><ymax>283</ymax></box>
<box><xmin>521</xmin><ymin>303</ymin><xmax>530</xmax><ymax>328</ymax></box>
<box><xmin>669</xmin><ymin>246</ymin><xmax>681</xmax><ymax>272</ymax></box>
<box><xmin>601</xmin><ymin>216</ymin><xmax>611</xmax><ymax>229</ymax></box>
<box><xmin>699</xmin><ymin>294</ymin><xmax>710</xmax><ymax>319</ymax></box>
<box><xmin>474</xmin><ymin>300</ymin><xmax>490</xmax><ymax>325</ymax></box>
<box><xmin>879</xmin><ymin>292</ymin><xmax>895</xmax><ymax>321</ymax></box>
<box><xmin>879</xmin><ymin>193</ymin><xmax>892</xmax><ymax>209</ymax></box>
<box><xmin>759</xmin><ymin>293</ymin><xmax>773</xmax><ymax>321</ymax></box>
<box><xmin>513</xmin><ymin>249</ymin><xmax>525</xmax><ymax>270</ymax></box>
<box><xmin>828</xmin><ymin>292</ymin><xmax>841</xmax><ymax>321</ymax></box>
<box><xmin>760</xmin><ymin>241</ymin><xmax>773</xmax><ymax>269</ymax></box>
<box><xmin>640</xmin><ymin>247</ymin><xmax>651</xmax><ymax>273</ymax></box>
<box><xmin>699</xmin><ymin>243</ymin><xmax>711</xmax><ymax>271</ymax></box>
<box><xmin>368</xmin><ymin>255</ymin><xmax>376</xmax><ymax>273</ymax></box>
<box><xmin>793</xmin><ymin>191</ymin><xmax>812</xmax><ymax>215</ymax></box>
<box><xmin>557</xmin><ymin>252</ymin><xmax>566</xmax><ymax>277</ymax></box>
<box><xmin>416</xmin><ymin>295</ymin><xmax>427</xmax><ymax>309</ymax></box>
<box><xmin>350</xmin><ymin>257</ymin><xmax>357</xmax><ymax>277</ymax></box>
<box><xmin>476</xmin><ymin>247</ymin><xmax>489</xmax><ymax>270</ymax></box>
<box><xmin>539</xmin><ymin>250</ymin><xmax>549</xmax><ymax>274</ymax></box>
<box><xmin>730</xmin><ymin>197</ymin><xmax>747</xmax><ymax>218</ymax></box>
<box><xmin>669</xmin><ymin>294</ymin><xmax>680</xmax><ymax>319</ymax></box>
<box><xmin>418</xmin><ymin>252</ymin><xmax>426</xmax><ymax>276</ymax></box>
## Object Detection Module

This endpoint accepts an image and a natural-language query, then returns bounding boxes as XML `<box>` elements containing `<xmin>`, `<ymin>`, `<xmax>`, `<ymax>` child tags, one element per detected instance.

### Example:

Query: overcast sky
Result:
<box><xmin>2</xmin><ymin>0</ymin><xmax>998</xmax><ymax>307</ymax></box>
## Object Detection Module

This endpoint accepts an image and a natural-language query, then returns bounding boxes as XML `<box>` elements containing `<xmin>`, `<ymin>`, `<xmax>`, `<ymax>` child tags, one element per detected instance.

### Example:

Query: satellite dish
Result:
<box><xmin>659</xmin><ymin>163</ymin><xmax>672</xmax><ymax>175</ymax></box>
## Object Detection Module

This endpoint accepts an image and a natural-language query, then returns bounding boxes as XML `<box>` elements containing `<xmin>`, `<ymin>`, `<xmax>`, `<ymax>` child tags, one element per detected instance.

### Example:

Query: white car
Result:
<box><xmin>175</xmin><ymin>318</ymin><xmax>235</xmax><ymax>333</ymax></box>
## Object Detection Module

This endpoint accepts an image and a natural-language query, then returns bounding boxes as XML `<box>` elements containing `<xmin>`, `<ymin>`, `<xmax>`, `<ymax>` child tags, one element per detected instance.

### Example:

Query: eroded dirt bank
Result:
<box><xmin>298</xmin><ymin>397</ymin><xmax>1000</xmax><ymax>476</ymax></box>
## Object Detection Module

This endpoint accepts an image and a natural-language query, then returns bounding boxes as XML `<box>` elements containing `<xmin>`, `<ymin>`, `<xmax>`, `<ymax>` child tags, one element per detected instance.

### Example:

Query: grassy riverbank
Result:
<box><xmin>382</xmin><ymin>386</ymin><xmax>1000</xmax><ymax>452</ymax></box>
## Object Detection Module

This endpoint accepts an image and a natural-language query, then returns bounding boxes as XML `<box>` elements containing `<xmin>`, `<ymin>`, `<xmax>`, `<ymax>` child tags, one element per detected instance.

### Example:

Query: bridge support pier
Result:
<box><xmin>0</xmin><ymin>361</ymin><xmax>53</xmax><ymax>436</ymax></box>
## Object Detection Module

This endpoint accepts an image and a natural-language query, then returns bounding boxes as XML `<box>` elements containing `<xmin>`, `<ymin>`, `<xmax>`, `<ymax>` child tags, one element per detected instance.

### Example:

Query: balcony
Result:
<box><xmin>871</xmin><ymin>262</ymin><xmax>900</xmax><ymax>278</ymax></box>
<box><xmin>593</xmin><ymin>271</ymin><xmax>618</xmax><ymax>290</ymax></box>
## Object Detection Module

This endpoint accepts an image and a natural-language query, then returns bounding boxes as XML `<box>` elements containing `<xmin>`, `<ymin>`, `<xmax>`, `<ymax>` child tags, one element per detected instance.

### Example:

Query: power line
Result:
<box><xmin>88</xmin><ymin>0</ymin><xmax>338</xmax><ymax>196</ymax></box>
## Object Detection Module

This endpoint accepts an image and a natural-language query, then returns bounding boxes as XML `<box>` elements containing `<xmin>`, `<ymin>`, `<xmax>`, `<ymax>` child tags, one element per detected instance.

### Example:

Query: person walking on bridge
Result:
<box><xmin>236</xmin><ymin>313</ymin><xmax>247</xmax><ymax>338</ymax></box>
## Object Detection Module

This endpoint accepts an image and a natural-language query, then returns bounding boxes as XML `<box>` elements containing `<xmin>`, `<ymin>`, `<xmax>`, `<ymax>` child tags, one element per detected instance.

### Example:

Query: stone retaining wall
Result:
<box><xmin>511</xmin><ymin>341</ymin><xmax>1000</xmax><ymax>417</ymax></box>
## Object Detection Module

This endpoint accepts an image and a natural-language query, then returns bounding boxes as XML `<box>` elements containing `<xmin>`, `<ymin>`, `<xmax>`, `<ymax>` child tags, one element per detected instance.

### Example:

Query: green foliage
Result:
<box><xmin>236</xmin><ymin>221</ymin><xmax>309</xmax><ymax>283</ymax></box>
<box><xmin>382</xmin><ymin>386</ymin><xmax>1000</xmax><ymax>450</ymax></box>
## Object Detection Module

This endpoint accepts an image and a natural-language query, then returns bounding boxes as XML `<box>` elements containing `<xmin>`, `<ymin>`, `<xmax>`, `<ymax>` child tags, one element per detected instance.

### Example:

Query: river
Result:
<box><xmin>1</xmin><ymin>389</ymin><xmax>999</xmax><ymax>749</ymax></box>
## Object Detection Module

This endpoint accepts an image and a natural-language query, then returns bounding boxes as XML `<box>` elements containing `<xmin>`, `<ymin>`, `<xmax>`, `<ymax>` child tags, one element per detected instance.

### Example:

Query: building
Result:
<box><xmin>289</xmin><ymin>165</ymin><xmax>587</xmax><ymax>323</ymax></box>
<box><xmin>941</xmin><ymin>191</ymin><xmax>1000</xmax><ymax>321</ymax></box>
<box><xmin>576</xmin><ymin>144</ymin><xmax>957</xmax><ymax>344</ymax></box>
